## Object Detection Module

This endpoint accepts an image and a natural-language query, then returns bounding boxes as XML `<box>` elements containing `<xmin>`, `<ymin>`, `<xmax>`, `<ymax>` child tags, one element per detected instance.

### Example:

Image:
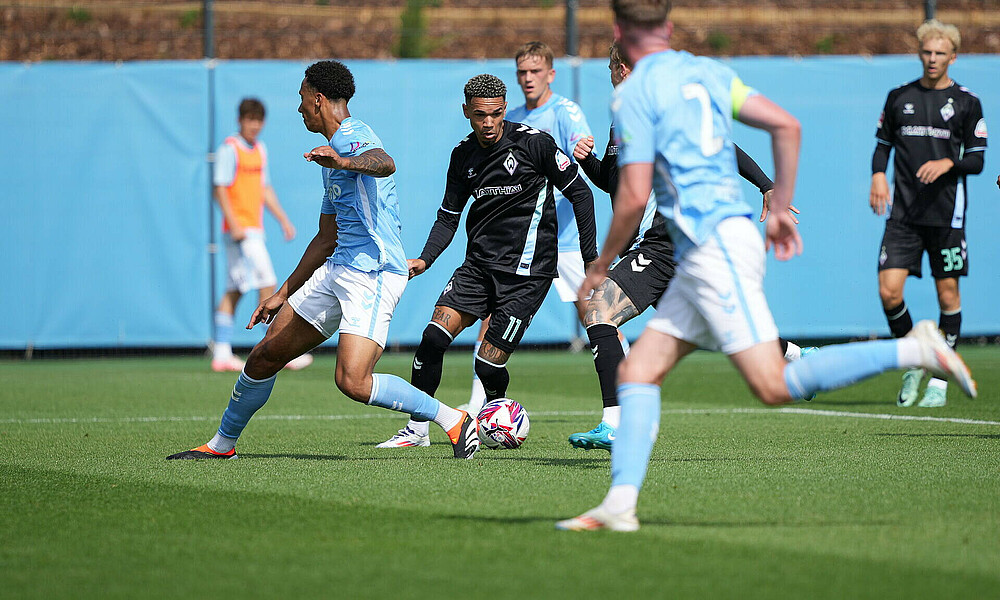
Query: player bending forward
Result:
<box><xmin>568</xmin><ymin>41</ymin><xmax>813</xmax><ymax>451</ymax></box>
<box><xmin>377</xmin><ymin>74</ymin><xmax>598</xmax><ymax>448</ymax></box>
<box><xmin>167</xmin><ymin>60</ymin><xmax>479</xmax><ymax>461</ymax></box>
<box><xmin>557</xmin><ymin>0</ymin><xmax>975</xmax><ymax>532</ymax></box>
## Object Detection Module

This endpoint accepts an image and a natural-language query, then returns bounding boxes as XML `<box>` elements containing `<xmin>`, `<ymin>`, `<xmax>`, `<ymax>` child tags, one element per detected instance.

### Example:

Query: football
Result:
<box><xmin>476</xmin><ymin>398</ymin><xmax>530</xmax><ymax>449</ymax></box>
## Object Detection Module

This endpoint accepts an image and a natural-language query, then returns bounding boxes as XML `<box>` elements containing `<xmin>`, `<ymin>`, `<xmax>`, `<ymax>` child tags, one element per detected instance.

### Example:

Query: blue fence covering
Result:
<box><xmin>1</xmin><ymin>56</ymin><xmax>997</xmax><ymax>349</ymax></box>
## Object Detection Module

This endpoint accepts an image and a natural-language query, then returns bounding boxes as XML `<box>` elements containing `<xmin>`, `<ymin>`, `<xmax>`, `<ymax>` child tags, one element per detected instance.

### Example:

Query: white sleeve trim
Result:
<box><xmin>556</xmin><ymin>171</ymin><xmax>580</xmax><ymax>193</ymax></box>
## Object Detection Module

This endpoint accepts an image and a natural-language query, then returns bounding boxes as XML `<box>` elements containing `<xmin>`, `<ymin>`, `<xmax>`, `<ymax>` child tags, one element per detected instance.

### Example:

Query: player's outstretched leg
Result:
<box><xmin>782</xmin><ymin>321</ymin><xmax>975</xmax><ymax>401</ymax></box>
<box><xmin>168</xmin><ymin>305</ymin><xmax>324</xmax><ymax>460</ymax></box>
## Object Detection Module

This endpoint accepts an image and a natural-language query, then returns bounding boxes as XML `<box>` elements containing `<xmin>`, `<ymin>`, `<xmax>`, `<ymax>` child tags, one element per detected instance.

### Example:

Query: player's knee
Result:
<box><xmin>936</xmin><ymin>288</ymin><xmax>960</xmax><ymax>311</ymax></box>
<box><xmin>334</xmin><ymin>367</ymin><xmax>371</xmax><ymax>403</ymax></box>
<box><xmin>749</xmin><ymin>376</ymin><xmax>792</xmax><ymax>406</ymax></box>
<box><xmin>474</xmin><ymin>357</ymin><xmax>509</xmax><ymax>399</ymax></box>
<box><xmin>878</xmin><ymin>284</ymin><xmax>903</xmax><ymax>308</ymax></box>
<box><xmin>244</xmin><ymin>342</ymin><xmax>283</xmax><ymax>379</ymax></box>
<box><xmin>417</xmin><ymin>323</ymin><xmax>453</xmax><ymax>358</ymax></box>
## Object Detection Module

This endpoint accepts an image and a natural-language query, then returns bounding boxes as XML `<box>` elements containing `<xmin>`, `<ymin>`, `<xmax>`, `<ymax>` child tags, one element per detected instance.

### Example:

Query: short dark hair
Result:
<box><xmin>304</xmin><ymin>60</ymin><xmax>356</xmax><ymax>102</ymax></box>
<box><xmin>608</xmin><ymin>41</ymin><xmax>624</xmax><ymax>69</ymax></box>
<box><xmin>515</xmin><ymin>41</ymin><xmax>555</xmax><ymax>68</ymax></box>
<box><xmin>464</xmin><ymin>74</ymin><xmax>507</xmax><ymax>103</ymax></box>
<box><xmin>238</xmin><ymin>98</ymin><xmax>265</xmax><ymax>120</ymax></box>
<box><xmin>612</xmin><ymin>0</ymin><xmax>671</xmax><ymax>26</ymax></box>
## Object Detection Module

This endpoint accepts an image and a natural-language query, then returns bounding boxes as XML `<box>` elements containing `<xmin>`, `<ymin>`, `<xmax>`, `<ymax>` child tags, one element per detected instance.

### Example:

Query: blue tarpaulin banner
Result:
<box><xmin>1</xmin><ymin>56</ymin><xmax>997</xmax><ymax>348</ymax></box>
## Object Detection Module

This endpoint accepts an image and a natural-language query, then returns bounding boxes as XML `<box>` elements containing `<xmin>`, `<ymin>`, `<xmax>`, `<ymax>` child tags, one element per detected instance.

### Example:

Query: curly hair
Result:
<box><xmin>304</xmin><ymin>60</ymin><xmax>356</xmax><ymax>102</ymax></box>
<box><xmin>464</xmin><ymin>74</ymin><xmax>507</xmax><ymax>103</ymax></box>
<box><xmin>612</xmin><ymin>0</ymin><xmax>671</xmax><ymax>26</ymax></box>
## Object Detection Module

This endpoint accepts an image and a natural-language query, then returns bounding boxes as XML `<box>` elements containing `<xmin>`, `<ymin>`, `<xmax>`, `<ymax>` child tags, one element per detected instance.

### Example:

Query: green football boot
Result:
<box><xmin>896</xmin><ymin>368</ymin><xmax>925</xmax><ymax>407</ymax></box>
<box><xmin>917</xmin><ymin>385</ymin><xmax>947</xmax><ymax>408</ymax></box>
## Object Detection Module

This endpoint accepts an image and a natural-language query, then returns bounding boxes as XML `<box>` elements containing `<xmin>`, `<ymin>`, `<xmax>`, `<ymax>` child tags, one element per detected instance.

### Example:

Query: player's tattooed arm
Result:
<box><xmin>585</xmin><ymin>278</ymin><xmax>639</xmax><ymax>327</ymax></box>
<box><xmin>304</xmin><ymin>146</ymin><xmax>396</xmax><ymax>176</ymax></box>
<box><xmin>341</xmin><ymin>148</ymin><xmax>396</xmax><ymax>177</ymax></box>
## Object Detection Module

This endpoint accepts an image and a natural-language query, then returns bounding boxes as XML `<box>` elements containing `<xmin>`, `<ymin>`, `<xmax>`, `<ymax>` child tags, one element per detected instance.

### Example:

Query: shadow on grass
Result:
<box><xmin>478</xmin><ymin>455</ymin><xmax>796</xmax><ymax>469</ymax></box>
<box><xmin>240</xmin><ymin>453</ymin><xmax>348</xmax><ymax>460</ymax></box>
<box><xmin>875</xmin><ymin>432</ymin><xmax>1000</xmax><ymax>440</ymax></box>
<box><xmin>445</xmin><ymin>514</ymin><xmax>899</xmax><ymax>528</ymax></box>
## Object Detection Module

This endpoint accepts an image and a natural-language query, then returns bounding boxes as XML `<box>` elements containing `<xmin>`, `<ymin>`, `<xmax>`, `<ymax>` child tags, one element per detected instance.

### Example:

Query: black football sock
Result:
<box><xmin>474</xmin><ymin>356</ymin><xmax>509</xmax><ymax>401</ymax></box>
<box><xmin>411</xmin><ymin>323</ymin><xmax>452</xmax><ymax>397</ymax></box>
<box><xmin>939</xmin><ymin>308</ymin><xmax>961</xmax><ymax>350</ymax></box>
<box><xmin>587</xmin><ymin>323</ymin><xmax>626</xmax><ymax>408</ymax></box>
<box><xmin>884</xmin><ymin>301</ymin><xmax>913</xmax><ymax>339</ymax></box>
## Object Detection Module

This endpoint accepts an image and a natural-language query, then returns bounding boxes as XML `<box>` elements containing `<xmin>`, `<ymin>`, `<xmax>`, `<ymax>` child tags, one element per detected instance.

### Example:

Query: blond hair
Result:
<box><xmin>917</xmin><ymin>19</ymin><xmax>961</xmax><ymax>52</ymax></box>
<box><xmin>515</xmin><ymin>41</ymin><xmax>555</xmax><ymax>68</ymax></box>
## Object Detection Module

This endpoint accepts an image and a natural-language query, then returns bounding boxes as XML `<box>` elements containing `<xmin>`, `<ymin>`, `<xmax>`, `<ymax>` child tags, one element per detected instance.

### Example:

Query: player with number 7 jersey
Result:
<box><xmin>376</xmin><ymin>74</ymin><xmax>598</xmax><ymax>449</ymax></box>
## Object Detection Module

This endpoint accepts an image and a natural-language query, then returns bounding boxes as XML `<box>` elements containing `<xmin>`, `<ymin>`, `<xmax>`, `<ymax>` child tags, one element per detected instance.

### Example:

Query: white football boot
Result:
<box><xmin>907</xmin><ymin>320</ymin><xmax>976</xmax><ymax>398</ymax></box>
<box><xmin>375</xmin><ymin>426</ymin><xmax>431</xmax><ymax>448</ymax></box>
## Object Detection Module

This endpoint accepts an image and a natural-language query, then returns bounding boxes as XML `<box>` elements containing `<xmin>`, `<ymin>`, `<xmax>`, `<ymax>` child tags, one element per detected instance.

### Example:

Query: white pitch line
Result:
<box><xmin>2</xmin><ymin>407</ymin><xmax>999</xmax><ymax>426</ymax></box>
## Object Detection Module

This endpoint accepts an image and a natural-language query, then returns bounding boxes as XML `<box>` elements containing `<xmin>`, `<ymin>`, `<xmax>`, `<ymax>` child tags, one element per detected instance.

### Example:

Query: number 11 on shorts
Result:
<box><xmin>502</xmin><ymin>316</ymin><xmax>523</xmax><ymax>342</ymax></box>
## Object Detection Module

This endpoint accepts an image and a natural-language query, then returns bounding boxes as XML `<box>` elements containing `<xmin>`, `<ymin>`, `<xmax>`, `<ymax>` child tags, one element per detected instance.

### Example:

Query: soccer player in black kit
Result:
<box><xmin>567</xmin><ymin>42</ymin><xmax>812</xmax><ymax>450</ymax></box>
<box><xmin>377</xmin><ymin>73</ymin><xmax>599</xmax><ymax>446</ymax></box>
<box><xmin>870</xmin><ymin>20</ymin><xmax>987</xmax><ymax>408</ymax></box>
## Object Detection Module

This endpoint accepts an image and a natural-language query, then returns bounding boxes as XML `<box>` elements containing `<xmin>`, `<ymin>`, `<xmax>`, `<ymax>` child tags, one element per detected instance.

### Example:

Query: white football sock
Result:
<box><xmin>432</xmin><ymin>405</ymin><xmax>462</xmax><ymax>434</ymax></box>
<box><xmin>602</xmin><ymin>484</ymin><xmax>639</xmax><ymax>514</ymax></box>
<box><xmin>602</xmin><ymin>406</ymin><xmax>621</xmax><ymax>429</ymax></box>
<box><xmin>927</xmin><ymin>377</ymin><xmax>948</xmax><ymax>390</ymax></box>
<box><xmin>896</xmin><ymin>338</ymin><xmax>923</xmax><ymax>368</ymax></box>
<box><xmin>407</xmin><ymin>419</ymin><xmax>430</xmax><ymax>437</ymax></box>
<box><xmin>207</xmin><ymin>432</ymin><xmax>236</xmax><ymax>453</ymax></box>
<box><xmin>784</xmin><ymin>341</ymin><xmax>802</xmax><ymax>361</ymax></box>
<box><xmin>213</xmin><ymin>342</ymin><xmax>233</xmax><ymax>361</ymax></box>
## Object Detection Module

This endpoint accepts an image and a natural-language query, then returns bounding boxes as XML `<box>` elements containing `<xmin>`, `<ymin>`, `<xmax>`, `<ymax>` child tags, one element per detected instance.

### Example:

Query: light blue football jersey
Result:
<box><xmin>320</xmin><ymin>117</ymin><xmax>408</xmax><ymax>276</ymax></box>
<box><xmin>507</xmin><ymin>93</ymin><xmax>592</xmax><ymax>253</ymax></box>
<box><xmin>614</xmin><ymin>50</ymin><xmax>756</xmax><ymax>259</ymax></box>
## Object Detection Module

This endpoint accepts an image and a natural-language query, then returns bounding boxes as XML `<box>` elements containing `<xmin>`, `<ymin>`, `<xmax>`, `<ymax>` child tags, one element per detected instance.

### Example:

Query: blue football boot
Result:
<box><xmin>568</xmin><ymin>422</ymin><xmax>616</xmax><ymax>451</ymax></box>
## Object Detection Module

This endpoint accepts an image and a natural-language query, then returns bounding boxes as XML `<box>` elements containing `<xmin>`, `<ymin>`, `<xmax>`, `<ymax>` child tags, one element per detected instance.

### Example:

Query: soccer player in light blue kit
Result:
<box><xmin>557</xmin><ymin>0</ymin><xmax>976</xmax><ymax>531</ymax></box>
<box><xmin>167</xmin><ymin>60</ymin><xmax>480</xmax><ymax>461</ymax></box>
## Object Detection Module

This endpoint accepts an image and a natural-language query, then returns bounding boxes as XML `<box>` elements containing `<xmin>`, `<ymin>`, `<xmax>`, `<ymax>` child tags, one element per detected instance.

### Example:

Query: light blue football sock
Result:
<box><xmin>214</xmin><ymin>311</ymin><xmax>234</xmax><ymax>346</ymax></box>
<box><xmin>783</xmin><ymin>340</ymin><xmax>900</xmax><ymax>400</ymax></box>
<box><xmin>368</xmin><ymin>373</ymin><xmax>441</xmax><ymax>422</ymax></box>
<box><xmin>218</xmin><ymin>371</ymin><xmax>276</xmax><ymax>440</ymax></box>
<box><xmin>610</xmin><ymin>383</ymin><xmax>661</xmax><ymax>490</ymax></box>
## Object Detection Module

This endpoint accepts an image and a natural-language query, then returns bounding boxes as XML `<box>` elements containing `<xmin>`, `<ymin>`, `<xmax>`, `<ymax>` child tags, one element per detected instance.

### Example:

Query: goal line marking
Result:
<box><xmin>3</xmin><ymin>407</ymin><xmax>999</xmax><ymax>427</ymax></box>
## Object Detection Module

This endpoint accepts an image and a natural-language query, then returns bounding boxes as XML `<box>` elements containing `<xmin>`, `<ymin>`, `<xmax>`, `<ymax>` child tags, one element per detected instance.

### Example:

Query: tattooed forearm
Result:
<box><xmin>342</xmin><ymin>148</ymin><xmax>396</xmax><ymax>177</ymax></box>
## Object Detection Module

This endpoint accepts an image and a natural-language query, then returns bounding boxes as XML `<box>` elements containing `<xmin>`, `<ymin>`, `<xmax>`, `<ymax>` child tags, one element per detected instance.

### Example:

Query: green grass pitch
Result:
<box><xmin>2</xmin><ymin>347</ymin><xmax>999</xmax><ymax>599</ymax></box>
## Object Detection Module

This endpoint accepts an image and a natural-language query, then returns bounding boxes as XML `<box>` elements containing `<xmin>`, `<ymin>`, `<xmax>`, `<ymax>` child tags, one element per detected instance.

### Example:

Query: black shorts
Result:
<box><xmin>607</xmin><ymin>239</ymin><xmax>677</xmax><ymax>313</ymax></box>
<box><xmin>879</xmin><ymin>220</ymin><xmax>968</xmax><ymax>278</ymax></box>
<box><xmin>435</xmin><ymin>260</ymin><xmax>552</xmax><ymax>353</ymax></box>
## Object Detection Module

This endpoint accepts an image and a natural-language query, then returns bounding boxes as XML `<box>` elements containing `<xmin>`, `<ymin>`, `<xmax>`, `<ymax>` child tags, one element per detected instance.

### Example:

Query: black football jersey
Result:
<box><xmin>578</xmin><ymin>124</ymin><xmax>675</xmax><ymax>254</ymax></box>
<box><xmin>876</xmin><ymin>80</ymin><xmax>988</xmax><ymax>227</ymax></box>
<box><xmin>431</xmin><ymin>120</ymin><xmax>595</xmax><ymax>277</ymax></box>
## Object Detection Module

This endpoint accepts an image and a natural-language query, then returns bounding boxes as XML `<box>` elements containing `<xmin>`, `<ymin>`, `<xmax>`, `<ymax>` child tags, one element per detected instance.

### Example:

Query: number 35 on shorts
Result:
<box><xmin>940</xmin><ymin>245</ymin><xmax>965</xmax><ymax>272</ymax></box>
